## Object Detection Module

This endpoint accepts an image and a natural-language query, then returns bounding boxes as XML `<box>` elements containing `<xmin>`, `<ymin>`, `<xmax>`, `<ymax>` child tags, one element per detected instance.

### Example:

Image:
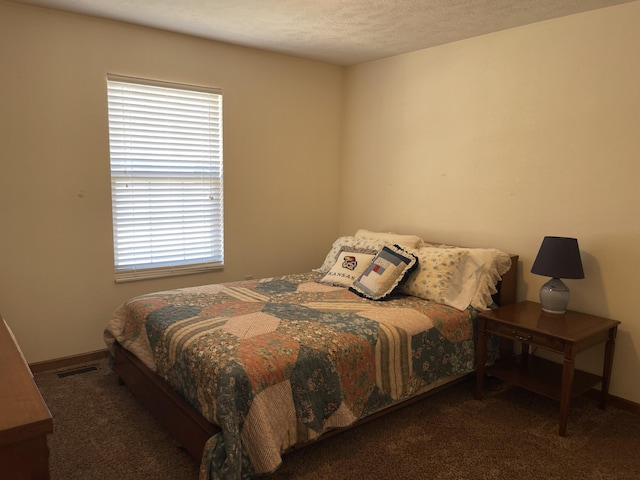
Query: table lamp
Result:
<box><xmin>531</xmin><ymin>236</ymin><xmax>584</xmax><ymax>314</ymax></box>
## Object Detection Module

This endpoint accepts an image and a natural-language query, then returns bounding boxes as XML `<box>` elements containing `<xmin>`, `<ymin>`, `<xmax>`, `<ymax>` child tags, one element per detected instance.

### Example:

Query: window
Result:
<box><xmin>107</xmin><ymin>74</ymin><xmax>223</xmax><ymax>282</ymax></box>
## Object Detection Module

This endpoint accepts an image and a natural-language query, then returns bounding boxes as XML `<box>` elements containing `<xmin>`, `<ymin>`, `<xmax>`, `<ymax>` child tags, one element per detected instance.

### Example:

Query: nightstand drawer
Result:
<box><xmin>485</xmin><ymin>320</ymin><xmax>565</xmax><ymax>352</ymax></box>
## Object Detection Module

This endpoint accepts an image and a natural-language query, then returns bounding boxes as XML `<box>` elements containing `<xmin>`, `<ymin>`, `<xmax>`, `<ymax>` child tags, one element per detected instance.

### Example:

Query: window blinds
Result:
<box><xmin>107</xmin><ymin>74</ymin><xmax>223</xmax><ymax>282</ymax></box>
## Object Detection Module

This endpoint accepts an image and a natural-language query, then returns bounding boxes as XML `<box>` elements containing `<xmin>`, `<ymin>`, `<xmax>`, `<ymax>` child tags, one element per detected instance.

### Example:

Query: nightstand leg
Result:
<box><xmin>476</xmin><ymin>317</ymin><xmax>487</xmax><ymax>400</ymax></box>
<box><xmin>559</xmin><ymin>349</ymin><xmax>576</xmax><ymax>436</ymax></box>
<box><xmin>600</xmin><ymin>326</ymin><xmax>618</xmax><ymax>409</ymax></box>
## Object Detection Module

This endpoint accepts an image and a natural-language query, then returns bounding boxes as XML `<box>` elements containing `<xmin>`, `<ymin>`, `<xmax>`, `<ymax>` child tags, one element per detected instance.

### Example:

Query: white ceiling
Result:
<box><xmin>13</xmin><ymin>0</ymin><xmax>635</xmax><ymax>65</ymax></box>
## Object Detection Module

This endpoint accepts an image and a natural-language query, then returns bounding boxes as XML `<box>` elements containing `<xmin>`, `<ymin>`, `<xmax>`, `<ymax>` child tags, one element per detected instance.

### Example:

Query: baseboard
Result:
<box><xmin>584</xmin><ymin>388</ymin><xmax>640</xmax><ymax>416</ymax></box>
<box><xmin>29</xmin><ymin>349</ymin><xmax>110</xmax><ymax>374</ymax></box>
<box><xmin>27</xmin><ymin>349</ymin><xmax>640</xmax><ymax>416</ymax></box>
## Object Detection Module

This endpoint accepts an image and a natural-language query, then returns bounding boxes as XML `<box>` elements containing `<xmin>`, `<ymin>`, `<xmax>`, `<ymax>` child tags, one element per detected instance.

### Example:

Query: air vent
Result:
<box><xmin>56</xmin><ymin>365</ymin><xmax>98</xmax><ymax>378</ymax></box>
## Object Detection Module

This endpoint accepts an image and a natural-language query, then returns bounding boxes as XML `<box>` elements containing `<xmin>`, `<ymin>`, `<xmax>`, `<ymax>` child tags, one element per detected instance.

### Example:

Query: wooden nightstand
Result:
<box><xmin>475</xmin><ymin>301</ymin><xmax>620</xmax><ymax>436</ymax></box>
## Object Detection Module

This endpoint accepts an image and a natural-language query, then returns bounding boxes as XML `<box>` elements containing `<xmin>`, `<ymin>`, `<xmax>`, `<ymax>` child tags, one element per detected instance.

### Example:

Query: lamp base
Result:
<box><xmin>539</xmin><ymin>278</ymin><xmax>570</xmax><ymax>314</ymax></box>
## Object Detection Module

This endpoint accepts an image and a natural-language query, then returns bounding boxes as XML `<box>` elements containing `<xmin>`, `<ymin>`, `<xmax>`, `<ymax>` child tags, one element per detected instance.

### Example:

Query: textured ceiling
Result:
<box><xmin>13</xmin><ymin>0</ymin><xmax>635</xmax><ymax>65</ymax></box>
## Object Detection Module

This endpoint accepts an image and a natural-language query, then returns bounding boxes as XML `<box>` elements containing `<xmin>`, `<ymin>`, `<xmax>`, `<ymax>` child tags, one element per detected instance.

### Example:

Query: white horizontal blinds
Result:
<box><xmin>107</xmin><ymin>74</ymin><xmax>224</xmax><ymax>281</ymax></box>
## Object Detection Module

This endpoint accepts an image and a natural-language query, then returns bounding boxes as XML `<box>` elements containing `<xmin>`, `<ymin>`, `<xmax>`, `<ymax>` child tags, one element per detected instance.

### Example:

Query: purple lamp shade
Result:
<box><xmin>531</xmin><ymin>236</ymin><xmax>584</xmax><ymax>314</ymax></box>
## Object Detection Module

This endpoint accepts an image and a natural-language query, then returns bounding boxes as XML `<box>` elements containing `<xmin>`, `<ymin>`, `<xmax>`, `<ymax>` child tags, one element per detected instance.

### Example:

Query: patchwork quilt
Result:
<box><xmin>104</xmin><ymin>272</ymin><xmax>492</xmax><ymax>479</ymax></box>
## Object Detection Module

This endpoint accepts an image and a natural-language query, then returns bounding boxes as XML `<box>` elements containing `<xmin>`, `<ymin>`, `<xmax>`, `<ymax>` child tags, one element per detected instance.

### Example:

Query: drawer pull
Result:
<box><xmin>511</xmin><ymin>330</ymin><xmax>532</xmax><ymax>342</ymax></box>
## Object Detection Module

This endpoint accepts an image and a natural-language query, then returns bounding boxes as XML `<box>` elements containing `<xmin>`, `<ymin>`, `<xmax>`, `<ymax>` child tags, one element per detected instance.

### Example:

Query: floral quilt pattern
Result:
<box><xmin>105</xmin><ymin>272</ymin><xmax>490</xmax><ymax>480</ymax></box>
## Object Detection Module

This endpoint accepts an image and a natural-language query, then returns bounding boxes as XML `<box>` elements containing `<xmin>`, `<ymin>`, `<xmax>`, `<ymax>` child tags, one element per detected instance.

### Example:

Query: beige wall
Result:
<box><xmin>0</xmin><ymin>2</ymin><xmax>343</xmax><ymax>362</ymax></box>
<box><xmin>2</xmin><ymin>1</ymin><xmax>639</xmax><ymax>405</ymax></box>
<box><xmin>341</xmin><ymin>2</ymin><xmax>640</xmax><ymax>403</ymax></box>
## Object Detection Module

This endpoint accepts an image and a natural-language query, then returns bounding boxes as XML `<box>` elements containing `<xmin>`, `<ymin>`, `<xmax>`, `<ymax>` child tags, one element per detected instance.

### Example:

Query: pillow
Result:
<box><xmin>443</xmin><ymin>253</ymin><xmax>484</xmax><ymax>310</ymax></box>
<box><xmin>398</xmin><ymin>247</ymin><xmax>470</xmax><ymax>306</ymax></box>
<box><xmin>316</xmin><ymin>236</ymin><xmax>387</xmax><ymax>273</ymax></box>
<box><xmin>350</xmin><ymin>244</ymin><xmax>417</xmax><ymax>300</ymax></box>
<box><xmin>319</xmin><ymin>249</ymin><xmax>376</xmax><ymax>287</ymax></box>
<box><xmin>355</xmin><ymin>229</ymin><xmax>424</xmax><ymax>249</ymax></box>
<box><xmin>464</xmin><ymin>248</ymin><xmax>512</xmax><ymax>311</ymax></box>
<box><xmin>404</xmin><ymin>247</ymin><xmax>512</xmax><ymax>311</ymax></box>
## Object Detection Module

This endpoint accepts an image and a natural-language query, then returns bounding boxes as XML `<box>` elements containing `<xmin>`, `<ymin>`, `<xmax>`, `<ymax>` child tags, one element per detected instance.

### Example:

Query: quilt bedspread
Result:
<box><xmin>104</xmin><ymin>272</ymin><xmax>486</xmax><ymax>479</ymax></box>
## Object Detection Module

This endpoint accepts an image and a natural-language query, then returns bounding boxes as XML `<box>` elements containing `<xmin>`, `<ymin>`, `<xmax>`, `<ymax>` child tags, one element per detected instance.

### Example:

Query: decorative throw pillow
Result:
<box><xmin>398</xmin><ymin>247</ymin><xmax>469</xmax><ymax>306</ymax></box>
<box><xmin>316</xmin><ymin>236</ymin><xmax>387</xmax><ymax>273</ymax></box>
<box><xmin>350</xmin><ymin>244</ymin><xmax>418</xmax><ymax>300</ymax></box>
<box><xmin>319</xmin><ymin>249</ymin><xmax>376</xmax><ymax>287</ymax></box>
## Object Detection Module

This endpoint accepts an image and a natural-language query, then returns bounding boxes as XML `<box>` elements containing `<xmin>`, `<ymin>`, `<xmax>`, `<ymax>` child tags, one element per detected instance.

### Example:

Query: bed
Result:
<box><xmin>104</xmin><ymin>231</ymin><xmax>518</xmax><ymax>479</ymax></box>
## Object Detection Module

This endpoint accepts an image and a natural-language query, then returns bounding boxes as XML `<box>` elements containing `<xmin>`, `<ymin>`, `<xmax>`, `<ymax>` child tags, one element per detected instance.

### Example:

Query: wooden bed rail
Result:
<box><xmin>113</xmin><ymin>343</ymin><xmax>218</xmax><ymax>461</ymax></box>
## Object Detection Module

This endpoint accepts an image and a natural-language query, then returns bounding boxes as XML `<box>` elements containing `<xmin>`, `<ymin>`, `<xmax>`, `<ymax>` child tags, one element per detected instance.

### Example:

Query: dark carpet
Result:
<box><xmin>34</xmin><ymin>358</ymin><xmax>640</xmax><ymax>479</ymax></box>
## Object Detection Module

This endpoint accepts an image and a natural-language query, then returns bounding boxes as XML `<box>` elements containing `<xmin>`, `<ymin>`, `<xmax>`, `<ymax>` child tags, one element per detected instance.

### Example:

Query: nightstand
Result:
<box><xmin>475</xmin><ymin>301</ymin><xmax>620</xmax><ymax>436</ymax></box>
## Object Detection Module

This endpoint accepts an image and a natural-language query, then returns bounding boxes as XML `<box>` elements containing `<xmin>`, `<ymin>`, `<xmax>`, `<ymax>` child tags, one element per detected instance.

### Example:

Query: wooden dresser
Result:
<box><xmin>0</xmin><ymin>316</ymin><xmax>53</xmax><ymax>479</ymax></box>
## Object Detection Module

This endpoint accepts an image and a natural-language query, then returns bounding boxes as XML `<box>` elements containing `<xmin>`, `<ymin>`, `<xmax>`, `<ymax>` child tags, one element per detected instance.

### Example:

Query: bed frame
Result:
<box><xmin>112</xmin><ymin>254</ymin><xmax>519</xmax><ymax>463</ymax></box>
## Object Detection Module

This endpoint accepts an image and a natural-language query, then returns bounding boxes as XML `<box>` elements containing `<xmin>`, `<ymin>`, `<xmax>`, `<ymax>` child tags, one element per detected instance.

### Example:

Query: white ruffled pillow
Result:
<box><xmin>463</xmin><ymin>248</ymin><xmax>512</xmax><ymax>311</ymax></box>
<box><xmin>355</xmin><ymin>229</ymin><xmax>425</xmax><ymax>249</ymax></box>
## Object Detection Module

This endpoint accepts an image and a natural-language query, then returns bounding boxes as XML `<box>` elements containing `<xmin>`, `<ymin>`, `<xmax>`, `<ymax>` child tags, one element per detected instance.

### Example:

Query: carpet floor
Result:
<box><xmin>34</xmin><ymin>358</ymin><xmax>640</xmax><ymax>479</ymax></box>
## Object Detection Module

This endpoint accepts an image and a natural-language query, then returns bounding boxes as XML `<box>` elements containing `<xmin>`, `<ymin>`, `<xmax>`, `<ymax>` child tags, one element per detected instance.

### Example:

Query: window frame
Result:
<box><xmin>106</xmin><ymin>74</ymin><xmax>224</xmax><ymax>282</ymax></box>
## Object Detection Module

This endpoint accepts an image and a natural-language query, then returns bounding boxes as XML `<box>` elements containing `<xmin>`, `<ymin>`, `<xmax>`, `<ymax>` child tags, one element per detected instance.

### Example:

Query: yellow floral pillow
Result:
<box><xmin>399</xmin><ymin>248</ymin><xmax>469</xmax><ymax>306</ymax></box>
